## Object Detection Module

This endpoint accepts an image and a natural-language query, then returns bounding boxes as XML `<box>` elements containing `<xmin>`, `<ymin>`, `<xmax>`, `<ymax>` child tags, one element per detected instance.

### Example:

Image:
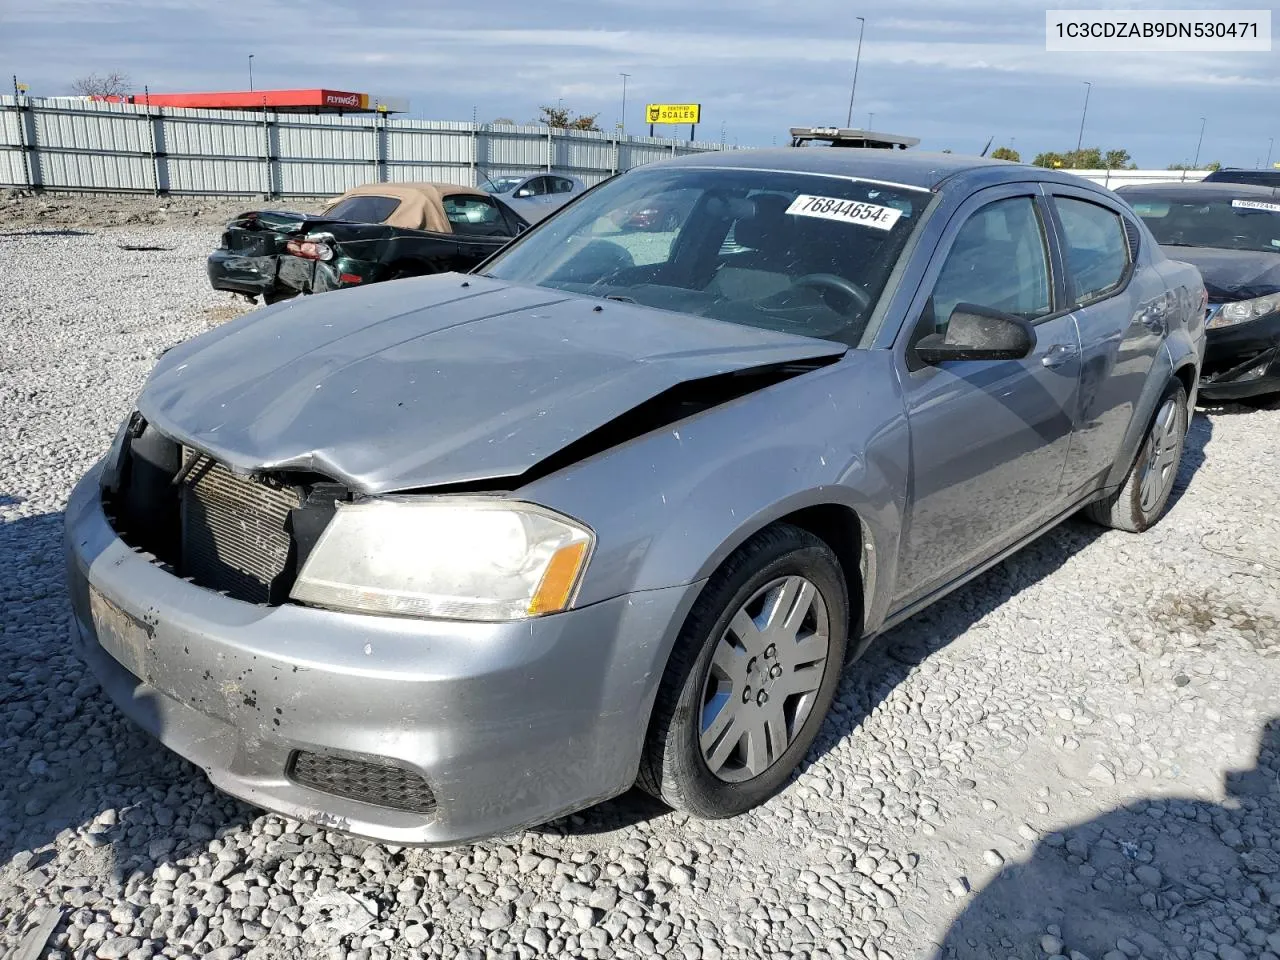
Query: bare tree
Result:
<box><xmin>71</xmin><ymin>72</ymin><xmax>132</xmax><ymax>97</ymax></box>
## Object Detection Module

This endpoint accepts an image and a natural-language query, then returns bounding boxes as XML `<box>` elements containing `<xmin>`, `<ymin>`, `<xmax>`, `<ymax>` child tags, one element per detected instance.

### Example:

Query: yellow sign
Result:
<box><xmin>15</xmin><ymin>83</ymin><xmax>29</xmax><ymax>92</ymax></box>
<box><xmin>646</xmin><ymin>103</ymin><xmax>701</xmax><ymax>125</ymax></box>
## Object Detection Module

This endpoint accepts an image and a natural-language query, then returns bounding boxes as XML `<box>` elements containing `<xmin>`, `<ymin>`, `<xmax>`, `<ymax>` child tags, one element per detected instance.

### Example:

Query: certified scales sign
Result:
<box><xmin>646</xmin><ymin>103</ymin><xmax>702</xmax><ymax>124</ymax></box>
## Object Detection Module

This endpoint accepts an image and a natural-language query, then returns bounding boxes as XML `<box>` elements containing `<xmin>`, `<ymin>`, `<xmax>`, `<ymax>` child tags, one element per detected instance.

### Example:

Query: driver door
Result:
<box><xmin>890</xmin><ymin>185</ymin><xmax>1082</xmax><ymax>610</ymax></box>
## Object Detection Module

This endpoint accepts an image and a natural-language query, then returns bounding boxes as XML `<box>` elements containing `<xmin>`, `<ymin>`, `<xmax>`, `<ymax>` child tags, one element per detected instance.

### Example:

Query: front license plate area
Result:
<box><xmin>89</xmin><ymin>585</ymin><xmax>156</xmax><ymax>683</ymax></box>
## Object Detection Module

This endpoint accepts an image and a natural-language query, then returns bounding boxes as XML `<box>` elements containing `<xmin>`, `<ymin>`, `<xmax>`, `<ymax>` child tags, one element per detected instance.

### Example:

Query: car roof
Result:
<box><xmin>1116</xmin><ymin>180</ymin><xmax>1280</xmax><ymax>201</ymax></box>
<box><xmin>652</xmin><ymin>148</ymin><xmax>1110</xmax><ymax>194</ymax></box>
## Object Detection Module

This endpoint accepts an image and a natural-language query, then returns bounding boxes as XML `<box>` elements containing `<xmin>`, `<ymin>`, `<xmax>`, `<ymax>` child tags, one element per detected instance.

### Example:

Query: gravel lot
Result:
<box><xmin>2</xmin><ymin>218</ymin><xmax>1279</xmax><ymax>960</ymax></box>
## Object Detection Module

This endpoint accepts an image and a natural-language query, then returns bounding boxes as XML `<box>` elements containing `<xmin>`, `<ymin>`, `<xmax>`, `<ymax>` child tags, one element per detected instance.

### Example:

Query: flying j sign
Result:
<box><xmin>646</xmin><ymin>103</ymin><xmax>702</xmax><ymax>124</ymax></box>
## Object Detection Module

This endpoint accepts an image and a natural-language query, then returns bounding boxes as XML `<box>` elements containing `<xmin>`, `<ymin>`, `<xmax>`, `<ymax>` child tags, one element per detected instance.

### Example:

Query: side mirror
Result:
<box><xmin>915</xmin><ymin>303</ymin><xmax>1036</xmax><ymax>364</ymax></box>
<box><xmin>514</xmin><ymin>188</ymin><xmax>533</xmax><ymax>198</ymax></box>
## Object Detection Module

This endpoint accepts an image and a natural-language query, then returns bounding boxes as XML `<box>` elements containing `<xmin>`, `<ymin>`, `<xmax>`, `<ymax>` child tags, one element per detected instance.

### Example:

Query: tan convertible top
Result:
<box><xmin>323</xmin><ymin>181</ymin><xmax>492</xmax><ymax>233</ymax></box>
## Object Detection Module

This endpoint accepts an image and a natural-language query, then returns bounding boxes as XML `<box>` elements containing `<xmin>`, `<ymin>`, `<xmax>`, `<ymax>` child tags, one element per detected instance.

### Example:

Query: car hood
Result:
<box><xmin>139</xmin><ymin>274</ymin><xmax>847</xmax><ymax>494</ymax></box>
<box><xmin>1161</xmin><ymin>245</ymin><xmax>1280</xmax><ymax>301</ymax></box>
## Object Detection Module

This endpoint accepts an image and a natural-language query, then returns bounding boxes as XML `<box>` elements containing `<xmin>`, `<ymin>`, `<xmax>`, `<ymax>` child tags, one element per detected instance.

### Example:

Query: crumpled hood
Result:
<box><xmin>140</xmin><ymin>274</ymin><xmax>846</xmax><ymax>493</ymax></box>
<box><xmin>1162</xmin><ymin>245</ymin><xmax>1280</xmax><ymax>301</ymax></box>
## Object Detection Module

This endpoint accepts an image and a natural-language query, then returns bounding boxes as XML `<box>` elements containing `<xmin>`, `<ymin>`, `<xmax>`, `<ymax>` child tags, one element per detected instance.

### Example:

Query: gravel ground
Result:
<box><xmin>2</xmin><ymin>223</ymin><xmax>1279</xmax><ymax>960</ymax></box>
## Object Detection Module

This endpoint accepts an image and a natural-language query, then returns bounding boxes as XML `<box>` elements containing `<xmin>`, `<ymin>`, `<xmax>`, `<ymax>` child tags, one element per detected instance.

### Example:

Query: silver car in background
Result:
<box><xmin>482</xmin><ymin>172</ymin><xmax>586</xmax><ymax>222</ymax></box>
<box><xmin>67</xmin><ymin>150</ymin><xmax>1205</xmax><ymax>845</ymax></box>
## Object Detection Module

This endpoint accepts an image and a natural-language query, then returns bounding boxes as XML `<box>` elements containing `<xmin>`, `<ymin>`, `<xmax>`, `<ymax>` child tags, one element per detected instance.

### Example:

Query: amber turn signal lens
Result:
<box><xmin>528</xmin><ymin>541</ymin><xmax>590</xmax><ymax>615</ymax></box>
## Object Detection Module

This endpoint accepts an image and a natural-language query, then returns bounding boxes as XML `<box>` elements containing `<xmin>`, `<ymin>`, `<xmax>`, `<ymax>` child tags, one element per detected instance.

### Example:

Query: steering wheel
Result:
<box><xmin>792</xmin><ymin>273</ymin><xmax>873</xmax><ymax>314</ymax></box>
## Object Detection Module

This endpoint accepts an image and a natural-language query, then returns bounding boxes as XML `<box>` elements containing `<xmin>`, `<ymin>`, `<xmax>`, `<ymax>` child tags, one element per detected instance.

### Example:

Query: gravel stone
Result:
<box><xmin>0</xmin><ymin>217</ymin><xmax>1278</xmax><ymax>960</ymax></box>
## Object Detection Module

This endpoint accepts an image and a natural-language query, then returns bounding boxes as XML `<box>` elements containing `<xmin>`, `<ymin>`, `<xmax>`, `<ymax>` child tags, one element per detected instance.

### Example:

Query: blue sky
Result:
<box><xmin>2</xmin><ymin>0</ymin><xmax>1276</xmax><ymax>168</ymax></box>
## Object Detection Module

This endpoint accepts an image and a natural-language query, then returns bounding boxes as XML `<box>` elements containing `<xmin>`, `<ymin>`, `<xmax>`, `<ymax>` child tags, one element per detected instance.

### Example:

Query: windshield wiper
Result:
<box><xmin>604</xmin><ymin>294</ymin><xmax>637</xmax><ymax>303</ymax></box>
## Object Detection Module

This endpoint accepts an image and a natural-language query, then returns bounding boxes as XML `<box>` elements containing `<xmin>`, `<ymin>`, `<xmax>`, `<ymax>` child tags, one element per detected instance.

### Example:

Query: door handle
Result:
<box><xmin>1041</xmin><ymin>343</ymin><xmax>1078</xmax><ymax>369</ymax></box>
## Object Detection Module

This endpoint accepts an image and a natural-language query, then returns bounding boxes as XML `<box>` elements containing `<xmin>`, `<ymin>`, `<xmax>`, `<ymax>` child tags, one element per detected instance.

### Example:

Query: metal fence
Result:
<box><xmin>0</xmin><ymin>96</ymin><xmax>729</xmax><ymax>197</ymax></box>
<box><xmin>1073</xmin><ymin>168</ymin><xmax>1211</xmax><ymax>189</ymax></box>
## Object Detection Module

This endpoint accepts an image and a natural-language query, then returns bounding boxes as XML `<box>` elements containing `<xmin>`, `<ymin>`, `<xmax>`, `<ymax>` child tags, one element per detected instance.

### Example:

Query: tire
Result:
<box><xmin>638</xmin><ymin>524</ymin><xmax>849</xmax><ymax>818</ymax></box>
<box><xmin>262</xmin><ymin>289</ymin><xmax>295</xmax><ymax>306</ymax></box>
<box><xmin>1085</xmin><ymin>380</ymin><xmax>1188</xmax><ymax>533</ymax></box>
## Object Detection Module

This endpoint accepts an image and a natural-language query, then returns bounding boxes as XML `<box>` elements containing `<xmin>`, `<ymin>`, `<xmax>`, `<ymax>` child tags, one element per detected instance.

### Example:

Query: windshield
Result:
<box><xmin>482</xmin><ymin>167</ymin><xmax>930</xmax><ymax>346</ymax></box>
<box><xmin>484</xmin><ymin>177</ymin><xmax>523</xmax><ymax>194</ymax></box>
<box><xmin>1125</xmin><ymin>192</ymin><xmax>1280</xmax><ymax>254</ymax></box>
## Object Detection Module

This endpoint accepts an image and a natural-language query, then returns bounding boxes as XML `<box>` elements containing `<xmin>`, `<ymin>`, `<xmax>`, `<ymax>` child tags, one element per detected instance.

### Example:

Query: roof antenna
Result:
<box><xmin>979</xmin><ymin>136</ymin><xmax>993</xmax><ymax>158</ymax></box>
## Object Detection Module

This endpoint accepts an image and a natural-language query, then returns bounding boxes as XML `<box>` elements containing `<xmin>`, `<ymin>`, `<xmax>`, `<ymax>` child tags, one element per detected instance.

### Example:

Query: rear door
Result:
<box><xmin>1044</xmin><ymin>187</ymin><xmax>1163</xmax><ymax>497</ymax></box>
<box><xmin>892</xmin><ymin>185</ymin><xmax>1082</xmax><ymax>609</ymax></box>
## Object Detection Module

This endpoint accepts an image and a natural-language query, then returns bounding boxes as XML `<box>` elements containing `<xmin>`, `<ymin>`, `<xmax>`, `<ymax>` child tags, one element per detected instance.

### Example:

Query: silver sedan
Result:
<box><xmin>67</xmin><ymin>149</ymin><xmax>1204</xmax><ymax>844</ymax></box>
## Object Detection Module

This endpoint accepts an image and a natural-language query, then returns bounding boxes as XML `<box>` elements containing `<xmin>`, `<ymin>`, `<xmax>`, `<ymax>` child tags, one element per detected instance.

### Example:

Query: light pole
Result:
<box><xmin>1075</xmin><ymin>81</ymin><xmax>1091</xmax><ymax>156</ymax></box>
<box><xmin>619</xmin><ymin>73</ymin><xmax>630</xmax><ymax>136</ymax></box>
<box><xmin>846</xmin><ymin>16</ymin><xmax>865</xmax><ymax>128</ymax></box>
<box><xmin>1266</xmin><ymin>137</ymin><xmax>1274</xmax><ymax>169</ymax></box>
<box><xmin>868</xmin><ymin>112</ymin><xmax>875</xmax><ymax>130</ymax></box>
<box><xmin>1193</xmin><ymin>117</ymin><xmax>1206</xmax><ymax>168</ymax></box>
<box><xmin>248</xmin><ymin>54</ymin><xmax>255</xmax><ymax>92</ymax></box>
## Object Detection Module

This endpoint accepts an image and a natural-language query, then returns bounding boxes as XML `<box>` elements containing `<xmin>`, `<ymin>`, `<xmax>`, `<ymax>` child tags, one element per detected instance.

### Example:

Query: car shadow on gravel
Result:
<box><xmin>0</xmin><ymin>510</ymin><xmax>255</xmax><ymax>876</ymax></box>
<box><xmin>548</xmin><ymin>408</ymin><xmax>1216</xmax><ymax>839</ymax></box>
<box><xmin>930</xmin><ymin>717</ymin><xmax>1280</xmax><ymax>959</ymax></box>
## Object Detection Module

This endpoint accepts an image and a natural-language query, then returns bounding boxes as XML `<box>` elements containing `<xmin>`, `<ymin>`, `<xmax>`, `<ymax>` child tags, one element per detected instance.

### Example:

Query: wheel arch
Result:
<box><xmin>686</xmin><ymin>498</ymin><xmax>873</xmax><ymax>648</ymax></box>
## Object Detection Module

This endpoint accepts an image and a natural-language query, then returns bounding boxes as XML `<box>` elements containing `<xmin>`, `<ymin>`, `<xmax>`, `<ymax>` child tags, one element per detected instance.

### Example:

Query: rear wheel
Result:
<box><xmin>638</xmin><ymin>524</ymin><xmax>848</xmax><ymax>818</ymax></box>
<box><xmin>1086</xmin><ymin>381</ymin><xmax>1188</xmax><ymax>532</ymax></box>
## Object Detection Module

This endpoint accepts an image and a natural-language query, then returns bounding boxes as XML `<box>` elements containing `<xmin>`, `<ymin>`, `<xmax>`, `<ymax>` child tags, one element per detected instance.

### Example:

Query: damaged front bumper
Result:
<box><xmin>64</xmin><ymin>465</ymin><xmax>699</xmax><ymax>845</ymax></box>
<box><xmin>1199</xmin><ymin>311</ymin><xmax>1280</xmax><ymax>401</ymax></box>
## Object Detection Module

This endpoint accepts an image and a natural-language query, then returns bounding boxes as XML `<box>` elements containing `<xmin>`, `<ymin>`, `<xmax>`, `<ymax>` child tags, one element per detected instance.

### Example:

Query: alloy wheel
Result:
<box><xmin>1138</xmin><ymin>396</ymin><xmax>1183</xmax><ymax>514</ymax></box>
<box><xmin>698</xmin><ymin>576</ymin><xmax>831</xmax><ymax>782</ymax></box>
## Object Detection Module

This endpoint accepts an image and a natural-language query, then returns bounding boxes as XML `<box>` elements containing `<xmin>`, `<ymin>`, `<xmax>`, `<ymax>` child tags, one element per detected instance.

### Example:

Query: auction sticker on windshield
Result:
<box><xmin>1233</xmin><ymin>199</ymin><xmax>1280</xmax><ymax>214</ymax></box>
<box><xmin>786</xmin><ymin>195</ymin><xmax>903</xmax><ymax>231</ymax></box>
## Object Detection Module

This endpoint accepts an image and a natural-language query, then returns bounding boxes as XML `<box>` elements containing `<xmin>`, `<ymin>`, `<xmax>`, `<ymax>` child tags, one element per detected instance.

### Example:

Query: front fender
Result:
<box><xmin>519</xmin><ymin>354</ymin><xmax>911</xmax><ymax>637</ymax></box>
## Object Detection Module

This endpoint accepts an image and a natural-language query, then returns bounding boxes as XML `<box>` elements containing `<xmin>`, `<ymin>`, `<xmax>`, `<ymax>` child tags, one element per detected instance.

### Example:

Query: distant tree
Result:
<box><xmin>492</xmin><ymin>117</ymin><xmax>516</xmax><ymax>126</ymax></box>
<box><xmin>1033</xmin><ymin>151</ymin><xmax>1067</xmax><ymax>168</ymax></box>
<box><xmin>538</xmin><ymin>105</ymin><xmax>601</xmax><ymax>132</ymax></box>
<box><xmin>1205</xmin><ymin>160</ymin><xmax>1222</xmax><ymax>171</ymax></box>
<box><xmin>990</xmin><ymin>146</ymin><xmax>1021</xmax><ymax>162</ymax></box>
<box><xmin>1103</xmin><ymin>148</ymin><xmax>1132</xmax><ymax>169</ymax></box>
<box><xmin>71</xmin><ymin>72</ymin><xmax>131</xmax><ymax>97</ymax></box>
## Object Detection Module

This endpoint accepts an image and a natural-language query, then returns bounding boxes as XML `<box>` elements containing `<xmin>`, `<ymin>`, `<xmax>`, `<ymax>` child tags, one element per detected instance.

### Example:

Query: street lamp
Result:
<box><xmin>619</xmin><ymin>73</ymin><xmax>630</xmax><ymax>137</ymax></box>
<box><xmin>868</xmin><ymin>112</ymin><xmax>875</xmax><ymax>130</ymax></box>
<box><xmin>1193</xmin><ymin>117</ymin><xmax>1206</xmax><ymax>168</ymax></box>
<box><xmin>1075</xmin><ymin>81</ymin><xmax>1091</xmax><ymax>156</ymax></box>
<box><xmin>248</xmin><ymin>54</ymin><xmax>255</xmax><ymax>92</ymax></box>
<box><xmin>1266</xmin><ymin>137</ymin><xmax>1274</xmax><ymax>169</ymax></box>
<box><xmin>846</xmin><ymin>17</ymin><xmax>865</xmax><ymax>128</ymax></box>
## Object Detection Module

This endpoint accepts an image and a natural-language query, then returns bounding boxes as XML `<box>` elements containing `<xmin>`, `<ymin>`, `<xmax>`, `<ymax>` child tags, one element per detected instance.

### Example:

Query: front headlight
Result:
<box><xmin>1209</xmin><ymin>293</ymin><xmax>1280</xmax><ymax>329</ymax></box>
<box><xmin>289</xmin><ymin>498</ymin><xmax>594</xmax><ymax>621</ymax></box>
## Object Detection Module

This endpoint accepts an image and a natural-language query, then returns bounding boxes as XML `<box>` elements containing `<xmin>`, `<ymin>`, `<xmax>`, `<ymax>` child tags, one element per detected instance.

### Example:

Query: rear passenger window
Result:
<box><xmin>553</xmin><ymin>177</ymin><xmax>576</xmax><ymax>194</ymax></box>
<box><xmin>930</xmin><ymin>196</ymin><xmax>1053</xmax><ymax>328</ymax></box>
<box><xmin>1054</xmin><ymin>197</ymin><xmax>1130</xmax><ymax>305</ymax></box>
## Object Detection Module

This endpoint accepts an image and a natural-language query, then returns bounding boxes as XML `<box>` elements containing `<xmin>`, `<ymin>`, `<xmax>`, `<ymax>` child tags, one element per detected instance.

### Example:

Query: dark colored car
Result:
<box><xmin>1201</xmin><ymin>168</ymin><xmax>1280</xmax><ymax>188</ymax></box>
<box><xmin>1119</xmin><ymin>181</ymin><xmax>1280</xmax><ymax>401</ymax></box>
<box><xmin>70</xmin><ymin>150</ymin><xmax>1204</xmax><ymax>845</ymax></box>
<box><xmin>207</xmin><ymin>182</ymin><xmax>528</xmax><ymax>303</ymax></box>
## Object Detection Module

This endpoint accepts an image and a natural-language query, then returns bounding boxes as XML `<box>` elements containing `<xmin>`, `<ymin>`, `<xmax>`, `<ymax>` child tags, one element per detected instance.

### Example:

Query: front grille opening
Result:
<box><xmin>288</xmin><ymin>751</ymin><xmax>438</xmax><ymax>815</ymax></box>
<box><xmin>179</xmin><ymin>452</ymin><xmax>301</xmax><ymax>605</ymax></box>
<box><xmin>104</xmin><ymin>420</ymin><xmax>348</xmax><ymax>605</ymax></box>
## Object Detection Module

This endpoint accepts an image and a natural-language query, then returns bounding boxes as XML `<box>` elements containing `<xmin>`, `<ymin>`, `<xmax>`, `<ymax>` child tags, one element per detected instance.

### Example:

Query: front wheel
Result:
<box><xmin>638</xmin><ymin>524</ymin><xmax>848</xmax><ymax>818</ymax></box>
<box><xmin>1086</xmin><ymin>381</ymin><xmax>1188</xmax><ymax>533</ymax></box>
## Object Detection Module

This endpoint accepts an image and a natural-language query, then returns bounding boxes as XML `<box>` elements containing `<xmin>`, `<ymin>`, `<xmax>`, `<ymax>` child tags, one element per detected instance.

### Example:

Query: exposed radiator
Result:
<box><xmin>179</xmin><ymin>450</ymin><xmax>301</xmax><ymax>604</ymax></box>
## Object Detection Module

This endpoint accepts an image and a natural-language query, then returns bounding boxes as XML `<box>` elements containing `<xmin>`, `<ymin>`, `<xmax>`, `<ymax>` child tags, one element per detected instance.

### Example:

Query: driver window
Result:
<box><xmin>930</xmin><ymin>196</ymin><xmax>1052</xmax><ymax>331</ymax></box>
